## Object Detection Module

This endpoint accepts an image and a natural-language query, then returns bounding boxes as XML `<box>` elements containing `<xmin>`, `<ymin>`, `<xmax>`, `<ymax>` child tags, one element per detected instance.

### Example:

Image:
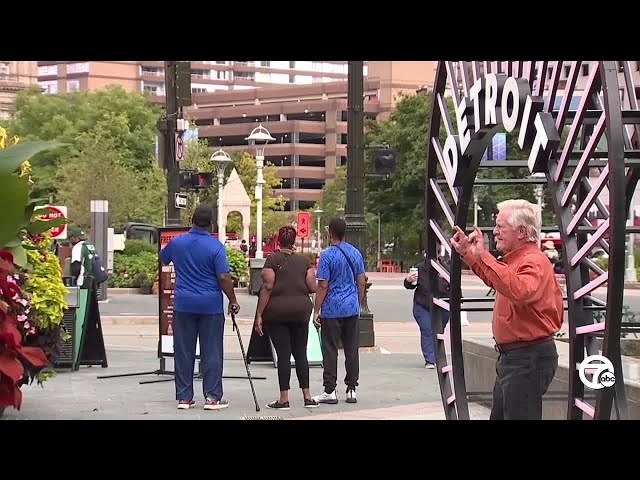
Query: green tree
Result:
<box><xmin>364</xmin><ymin>92</ymin><xmax>435</xmax><ymax>254</ymax></box>
<box><xmin>55</xmin><ymin>131</ymin><xmax>166</xmax><ymax>230</ymax></box>
<box><xmin>314</xmin><ymin>165</ymin><xmax>346</xmax><ymax>226</ymax></box>
<box><xmin>7</xmin><ymin>85</ymin><xmax>162</xmax><ymax>199</ymax></box>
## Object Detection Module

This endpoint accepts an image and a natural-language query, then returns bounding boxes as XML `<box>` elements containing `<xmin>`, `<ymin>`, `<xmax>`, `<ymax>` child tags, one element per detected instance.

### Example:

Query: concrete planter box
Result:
<box><xmin>462</xmin><ymin>336</ymin><xmax>640</xmax><ymax>419</ymax></box>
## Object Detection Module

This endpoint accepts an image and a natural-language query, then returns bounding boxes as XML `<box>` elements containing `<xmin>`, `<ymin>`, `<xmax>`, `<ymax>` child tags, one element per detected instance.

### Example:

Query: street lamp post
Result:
<box><xmin>210</xmin><ymin>148</ymin><xmax>233</xmax><ymax>242</ymax></box>
<box><xmin>377</xmin><ymin>211</ymin><xmax>382</xmax><ymax>263</ymax></box>
<box><xmin>314</xmin><ymin>207</ymin><xmax>323</xmax><ymax>250</ymax></box>
<box><xmin>245</xmin><ymin>124</ymin><xmax>275</xmax><ymax>260</ymax></box>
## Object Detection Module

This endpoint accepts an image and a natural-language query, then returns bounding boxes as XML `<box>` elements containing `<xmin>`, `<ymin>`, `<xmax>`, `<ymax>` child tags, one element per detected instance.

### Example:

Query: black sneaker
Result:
<box><xmin>266</xmin><ymin>400</ymin><xmax>290</xmax><ymax>410</ymax></box>
<box><xmin>304</xmin><ymin>398</ymin><xmax>319</xmax><ymax>408</ymax></box>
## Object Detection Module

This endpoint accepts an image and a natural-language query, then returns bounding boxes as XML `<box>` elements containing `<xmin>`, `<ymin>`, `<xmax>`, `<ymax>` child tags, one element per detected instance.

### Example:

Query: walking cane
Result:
<box><xmin>230</xmin><ymin>310</ymin><xmax>260</xmax><ymax>412</ymax></box>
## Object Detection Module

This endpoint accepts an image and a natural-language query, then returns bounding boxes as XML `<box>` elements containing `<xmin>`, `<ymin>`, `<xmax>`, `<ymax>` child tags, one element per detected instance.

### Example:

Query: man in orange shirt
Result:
<box><xmin>451</xmin><ymin>199</ymin><xmax>563</xmax><ymax>420</ymax></box>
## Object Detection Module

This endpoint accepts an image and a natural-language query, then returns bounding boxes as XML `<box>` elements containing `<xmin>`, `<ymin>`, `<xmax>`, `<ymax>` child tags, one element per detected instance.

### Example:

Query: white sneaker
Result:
<box><xmin>346</xmin><ymin>387</ymin><xmax>357</xmax><ymax>404</ymax></box>
<box><xmin>312</xmin><ymin>390</ymin><xmax>338</xmax><ymax>404</ymax></box>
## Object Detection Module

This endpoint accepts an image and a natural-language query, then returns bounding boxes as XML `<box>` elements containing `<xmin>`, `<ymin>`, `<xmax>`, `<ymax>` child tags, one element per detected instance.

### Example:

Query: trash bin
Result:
<box><xmin>248</xmin><ymin>257</ymin><xmax>266</xmax><ymax>295</ymax></box>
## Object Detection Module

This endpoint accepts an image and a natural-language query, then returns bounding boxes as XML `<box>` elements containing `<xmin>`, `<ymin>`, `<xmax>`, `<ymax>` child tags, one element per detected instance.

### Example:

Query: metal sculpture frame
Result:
<box><xmin>426</xmin><ymin>61</ymin><xmax>638</xmax><ymax>420</ymax></box>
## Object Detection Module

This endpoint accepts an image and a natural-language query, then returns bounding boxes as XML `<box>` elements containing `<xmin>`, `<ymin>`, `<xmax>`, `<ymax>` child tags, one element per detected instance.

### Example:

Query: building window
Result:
<box><xmin>141</xmin><ymin>66</ymin><xmax>163</xmax><ymax>77</ymax></box>
<box><xmin>38</xmin><ymin>65</ymin><xmax>58</xmax><ymax>76</ymax></box>
<box><xmin>39</xmin><ymin>80</ymin><xmax>58</xmax><ymax>94</ymax></box>
<box><xmin>234</xmin><ymin>71</ymin><xmax>255</xmax><ymax>81</ymax></box>
<box><xmin>0</xmin><ymin>62</ymin><xmax>9</xmax><ymax>78</ymax></box>
<box><xmin>260</xmin><ymin>61</ymin><xmax>270</xmax><ymax>67</ymax></box>
<box><xmin>67</xmin><ymin>62</ymin><xmax>89</xmax><ymax>74</ymax></box>
<box><xmin>582</xmin><ymin>64</ymin><xmax>589</xmax><ymax>76</ymax></box>
<box><xmin>67</xmin><ymin>79</ymin><xmax>80</xmax><ymax>92</ymax></box>
<box><xmin>192</xmin><ymin>87</ymin><xmax>207</xmax><ymax>93</ymax></box>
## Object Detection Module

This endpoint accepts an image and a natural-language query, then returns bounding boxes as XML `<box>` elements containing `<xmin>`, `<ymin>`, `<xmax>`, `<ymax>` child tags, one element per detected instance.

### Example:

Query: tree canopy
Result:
<box><xmin>6</xmin><ymin>85</ymin><xmax>162</xmax><ymax>200</ymax></box>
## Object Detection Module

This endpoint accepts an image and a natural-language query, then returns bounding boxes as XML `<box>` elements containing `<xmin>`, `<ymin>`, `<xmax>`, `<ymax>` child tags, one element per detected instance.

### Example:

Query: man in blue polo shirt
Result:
<box><xmin>160</xmin><ymin>204</ymin><xmax>240</xmax><ymax>411</ymax></box>
<box><xmin>313</xmin><ymin>218</ymin><xmax>366</xmax><ymax>404</ymax></box>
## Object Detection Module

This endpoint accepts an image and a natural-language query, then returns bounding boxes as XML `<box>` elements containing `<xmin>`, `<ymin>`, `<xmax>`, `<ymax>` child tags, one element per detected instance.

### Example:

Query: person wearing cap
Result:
<box><xmin>69</xmin><ymin>227</ymin><xmax>92</xmax><ymax>288</ymax></box>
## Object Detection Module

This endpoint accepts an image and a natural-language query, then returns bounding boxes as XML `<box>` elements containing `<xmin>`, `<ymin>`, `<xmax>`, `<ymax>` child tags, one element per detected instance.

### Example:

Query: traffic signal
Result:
<box><xmin>179</xmin><ymin>171</ymin><xmax>213</xmax><ymax>190</ymax></box>
<box><xmin>179</xmin><ymin>170</ymin><xmax>195</xmax><ymax>189</ymax></box>
<box><xmin>372</xmin><ymin>148</ymin><xmax>398</xmax><ymax>175</ymax></box>
<box><xmin>195</xmin><ymin>172</ymin><xmax>212</xmax><ymax>189</ymax></box>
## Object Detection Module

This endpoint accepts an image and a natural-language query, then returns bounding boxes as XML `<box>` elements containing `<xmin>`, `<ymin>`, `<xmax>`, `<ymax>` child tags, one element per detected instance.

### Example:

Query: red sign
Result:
<box><xmin>297</xmin><ymin>211</ymin><xmax>311</xmax><ymax>238</ymax></box>
<box><xmin>159</xmin><ymin>227</ymin><xmax>188</xmax><ymax>348</ymax></box>
<box><xmin>37</xmin><ymin>205</ymin><xmax>68</xmax><ymax>239</ymax></box>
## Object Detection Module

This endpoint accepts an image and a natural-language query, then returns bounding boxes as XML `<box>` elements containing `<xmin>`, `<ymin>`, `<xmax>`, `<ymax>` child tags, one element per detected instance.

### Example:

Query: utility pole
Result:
<box><xmin>345</xmin><ymin>60</ymin><xmax>374</xmax><ymax>347</ymax></box>
<box><xmin>162</xmin><ymin>61</ymin><xmax>181</xmax><ymax>226</ymax></box>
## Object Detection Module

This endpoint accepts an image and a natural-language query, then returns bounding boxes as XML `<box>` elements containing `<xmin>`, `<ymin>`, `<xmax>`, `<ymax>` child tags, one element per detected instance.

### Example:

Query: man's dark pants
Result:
<box><xmin>490</xmin><ymin>339</ymin><xmax>558</xmax><ymax>420</ymax></box>
<box><xmin>320</xmin><ymin>315</ymin><xmax>359</xmax><ymax>393</ymax></box>
<box><xmin>173</xmin><ymin>311</ymin><xmax>225</xmax><ymax>402</ymax></box>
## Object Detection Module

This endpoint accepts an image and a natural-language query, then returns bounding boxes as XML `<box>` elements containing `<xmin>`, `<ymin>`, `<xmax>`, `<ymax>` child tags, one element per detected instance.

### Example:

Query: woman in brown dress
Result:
<box><xmin>254</xmin><ymin>225</ymin><xmax>319</xmax><ymax>410</ymax></box>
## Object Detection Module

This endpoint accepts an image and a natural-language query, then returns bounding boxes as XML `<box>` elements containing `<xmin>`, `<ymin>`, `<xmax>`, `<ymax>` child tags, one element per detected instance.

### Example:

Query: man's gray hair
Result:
<box><xmin>496</xmin><ymin>199</ymin><xmax>542</xmax><ymax>243</ymax></box>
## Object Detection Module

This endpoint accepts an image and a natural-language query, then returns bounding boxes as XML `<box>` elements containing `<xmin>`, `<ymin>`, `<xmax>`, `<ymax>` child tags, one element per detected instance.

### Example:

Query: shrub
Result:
<box><xmin>226</xmin><ymin>246</ymin><xmax>248</xmax><ymax>281</ymax></box>
<box><xmin>110</xmin><ymin>251</ymin><xmax>158</xmax><ymax>288</ymax></box>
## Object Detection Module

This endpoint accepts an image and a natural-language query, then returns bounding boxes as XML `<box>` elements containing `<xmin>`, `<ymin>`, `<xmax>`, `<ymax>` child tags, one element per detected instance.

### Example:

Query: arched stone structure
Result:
<box><xmin>426</xmin><ymin>61</ymin><xmax>636</xmax><ymax>420</ymax></box>
<box><xmin>220</xmin><ymin>168</ymin><xmax>251</xmax><ymax>243</ymax></box>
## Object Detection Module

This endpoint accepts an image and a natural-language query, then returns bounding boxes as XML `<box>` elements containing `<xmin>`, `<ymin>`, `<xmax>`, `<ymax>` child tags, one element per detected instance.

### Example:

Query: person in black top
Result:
<box><xmin>254</xmin><ymin>225</ymin><xmax>320</xmax><ymax>410</ymax></box>
<box><xmin>404</xmin><ymin>248</ymin><xmax>451</xmax><ymax>368</ymax></box>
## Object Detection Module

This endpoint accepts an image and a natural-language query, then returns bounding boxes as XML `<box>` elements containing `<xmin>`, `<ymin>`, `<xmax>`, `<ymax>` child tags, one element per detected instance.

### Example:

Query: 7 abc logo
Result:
<box><xmin>579</xmin><ymin>355</ymin><xmax>616</xmax><ymax>389</ymax></box>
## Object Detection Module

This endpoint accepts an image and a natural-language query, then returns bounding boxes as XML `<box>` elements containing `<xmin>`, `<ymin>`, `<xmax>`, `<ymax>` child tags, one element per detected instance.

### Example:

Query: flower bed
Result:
<box><xmin>0</xmin><ymin>137</ymin><xmax>70</xmax><ymax>417</ymax></box>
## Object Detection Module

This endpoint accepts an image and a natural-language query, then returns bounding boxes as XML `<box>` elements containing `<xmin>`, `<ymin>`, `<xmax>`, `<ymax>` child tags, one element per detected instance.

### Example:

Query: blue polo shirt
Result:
<box><xmin>160</xmin><ymin>228</ymin><xmax>229</xmax><ymax>315</ymax></box>
<box><xmin>316</xmin><ymin>242</ymin><xmax>365</xmax><ymax>319</ymax></box>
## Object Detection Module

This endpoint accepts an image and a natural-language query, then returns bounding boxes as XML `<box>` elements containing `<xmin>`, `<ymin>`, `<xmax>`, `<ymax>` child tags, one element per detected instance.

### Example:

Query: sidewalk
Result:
<box><xmin>2</xmin><ymin>346</ymin><xmax>492</xmax><ymax>421</ymax></box>
<box><xmin>98</xmin><ymin>318</ymin><xmax>500</xmax><ymax>356</ymax></box>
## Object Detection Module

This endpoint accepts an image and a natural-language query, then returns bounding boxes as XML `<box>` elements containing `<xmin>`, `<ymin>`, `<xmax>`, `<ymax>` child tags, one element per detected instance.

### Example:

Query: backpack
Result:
<box><xmin>81</xmin><ymin>242</ymin><xmax>108</xmax><ymax>284</ymax></box>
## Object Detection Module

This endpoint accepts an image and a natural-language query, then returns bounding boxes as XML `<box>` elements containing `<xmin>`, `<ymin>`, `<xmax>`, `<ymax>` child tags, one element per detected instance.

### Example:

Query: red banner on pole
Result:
<box><xmin>296</xmin><ymin>211</ymin><xmax>311</xmax><ymax>238</ymax></box>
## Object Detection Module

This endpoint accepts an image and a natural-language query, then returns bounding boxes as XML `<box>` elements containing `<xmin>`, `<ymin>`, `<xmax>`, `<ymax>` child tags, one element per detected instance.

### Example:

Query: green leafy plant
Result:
<box><xmin>110</xmin><ymin>251</ymin><xmax>158</xmax><ymax>288</ymax></box>
<box><xmin>23</xmin><ymin>235</ymin><xmax>69</xmax><ymax>330</ymax></box>
<box><xmin>0</xmin><ymin>140</ymin><xmax>69</xmax><ymax>264</ymax></box>
<box><xmin>226</xmin><ymin>246</ymin><xmax>248</xmax><ymax>282</ymax></box>
<box><xmin>0</xmin><ymin>138</ymin><xmax>70</xmax><ymax>413</ymax></box>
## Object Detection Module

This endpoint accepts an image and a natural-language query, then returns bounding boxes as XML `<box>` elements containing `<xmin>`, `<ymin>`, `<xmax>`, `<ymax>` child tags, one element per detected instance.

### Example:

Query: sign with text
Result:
<box><xmin>35</xmin><ymin>205</ymin><xmax>68</xmax><ymax>240</ymax></box>
<box><xmin>296</xmin><ymin>211</ymin><xmax>311</xmax><ymax>238</ymax></box>
<box><xmin>158</xmin><ymin>227</ymin><xmax>187</xmax><ymax>357</ymax></box>
<box><xmin>174</xmin><ymin>193</ymin><xmax>187</xmax><ymax>209</ymax></box>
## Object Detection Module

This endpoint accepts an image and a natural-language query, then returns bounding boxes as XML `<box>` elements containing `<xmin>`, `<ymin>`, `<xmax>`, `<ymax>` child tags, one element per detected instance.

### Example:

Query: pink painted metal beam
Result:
<box><xmin>576</xmin><ymin>322</ymin><xmax>606</xmax><ymax>335</ymax></box>
<box><xmin>429</xmin><ymin>179</ymin><xmax>455</xmax><ymax>228</ymax></box>
<box><xmin>574</xmin><ymin>398</ymin><xmax>595</xmax><ymax>417</ymax></box>
<box><xmin>555</xmin><ymin>61</ymin><xmax>582</xmax><ymax>133</ymax></box>
<box><xmin>561</xmin><ymin>113</ymin><xmax>607</xmax><ymax>207</ymax></box>
<box><xmin>431</xmin><ymin>259</ymin><xmax>451</xmax><ymax>284</ymax></box>
<box><xmin>574</xmin><ymin>271</ymin><xmax>608</xmax><ymax>300</ymax></box>
<box><xmin>567</xmin><ymin>165</ymin><xmax>609</xmax><ymax>234</ymax></box>
<box><xmin>555</xmin><ymin>63</ymin><xmax>601</xmax><ymax>182</ymax></box>
<box><xmin>432</xmin><ymin>297</ymin><xmax>450</xmax><ymax>311</ymax></box>
<box><xmin>571</xmin><ymin>218</ymin><xmax>610</xmax><ymax>267</ymax></box>
<box><xmin>430</xmin><ymin>220</ymin><xmax>452</xmax><ymax>257</ymax></box>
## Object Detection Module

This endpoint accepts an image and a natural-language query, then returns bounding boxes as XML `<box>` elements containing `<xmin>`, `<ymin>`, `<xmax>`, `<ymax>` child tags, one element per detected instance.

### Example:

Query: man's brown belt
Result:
<box><xmin>495</xmin><ymin>335</ymin><xmax>554</xmax><ymax>353</ymax></box>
